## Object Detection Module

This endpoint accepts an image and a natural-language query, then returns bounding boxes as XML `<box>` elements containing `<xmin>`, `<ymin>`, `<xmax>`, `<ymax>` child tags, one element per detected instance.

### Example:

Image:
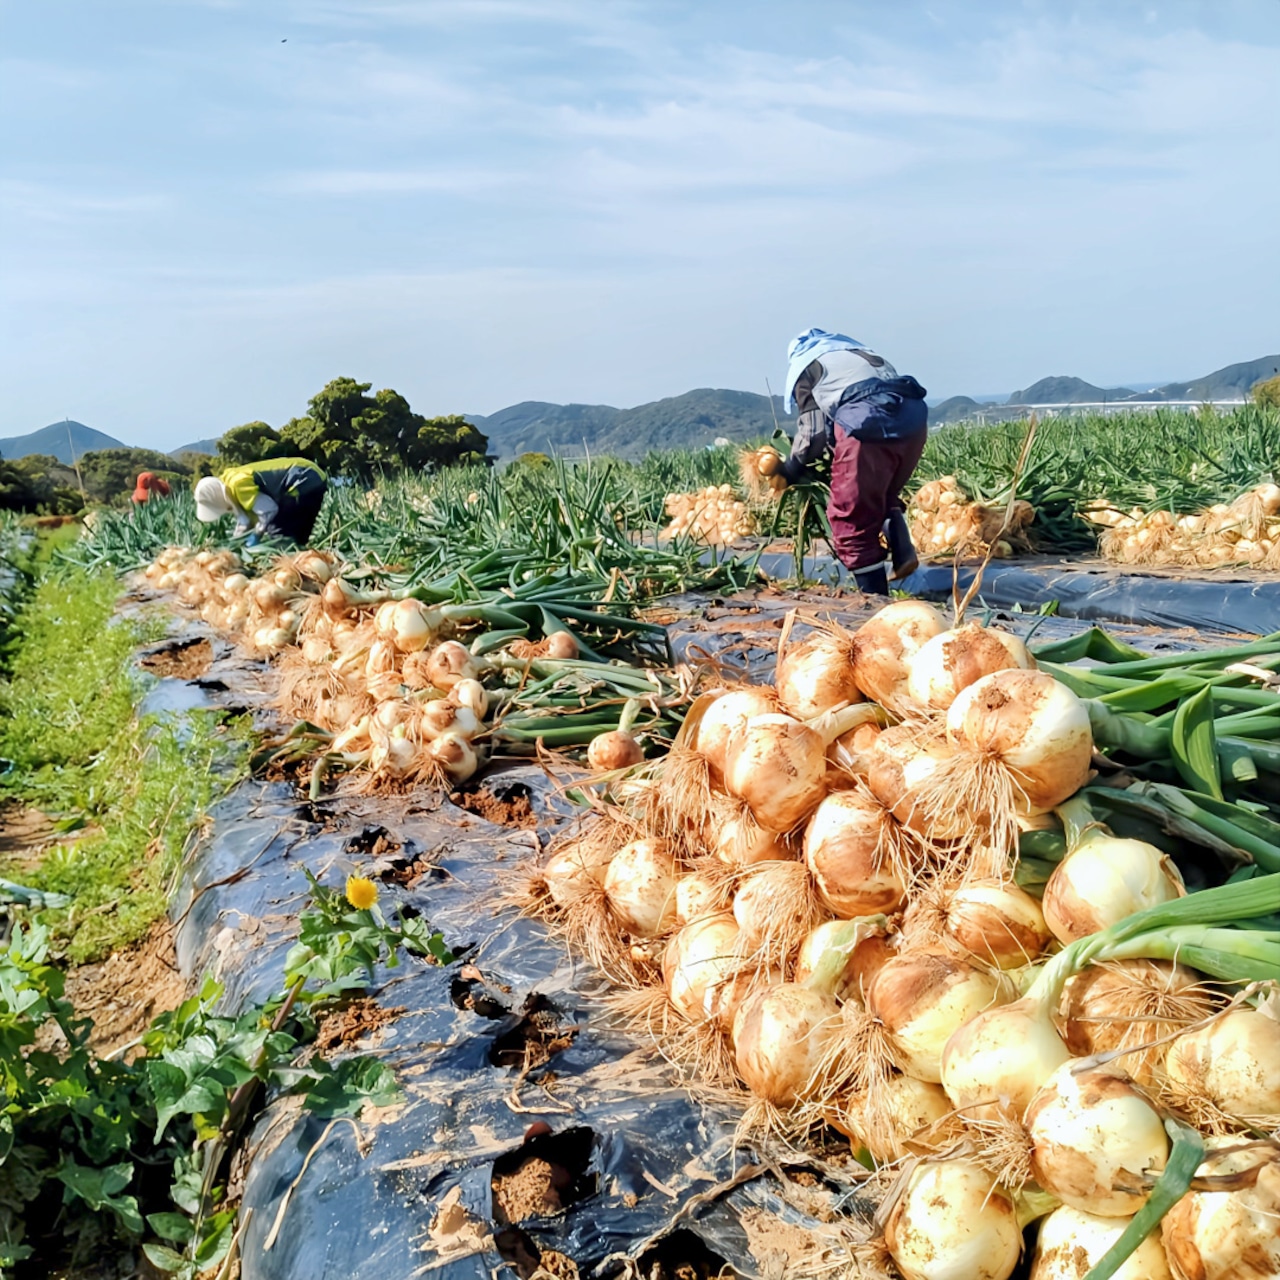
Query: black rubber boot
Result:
<box><xmin>884</xmin><ymin>508</ymin><xmax>919</xmax><ymax>581</ymax></box>
<box><xmin>853</xmin><ymin>564</ymin><xmax>890</xmax><ymax>595</ymax></box>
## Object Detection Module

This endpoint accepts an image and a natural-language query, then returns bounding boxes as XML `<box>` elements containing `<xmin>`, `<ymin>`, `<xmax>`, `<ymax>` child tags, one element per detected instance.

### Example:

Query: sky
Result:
<box><xmin>2</xmin><ymin>0</ymin><xmax>1279</xmax><ymax>451</ymax></box>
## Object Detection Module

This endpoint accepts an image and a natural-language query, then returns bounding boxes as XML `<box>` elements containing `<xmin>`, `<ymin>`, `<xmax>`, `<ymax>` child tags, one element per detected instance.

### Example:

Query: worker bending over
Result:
<box><xmin>780</xmin><ymin>328</ymin><xmax>928</xmax><ymax>595</ymax></box>
<box><xmin>194</xmin><ymin>457</ymin><xmax>328</xmax><ymax>546</ymax></box>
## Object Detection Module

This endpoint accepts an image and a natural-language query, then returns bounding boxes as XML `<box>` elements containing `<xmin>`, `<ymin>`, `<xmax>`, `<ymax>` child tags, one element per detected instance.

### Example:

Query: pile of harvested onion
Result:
<box><xmin>531</xmin><ymin>599</ymin><xmax>1280</xmax><ymax>1280</ymax></box>
<box><xmin>1089</xmin><ymin>481</ymin><xmax>1280</xmax><ymax>569</ymax></box>
<box><xmin>908</xmin><ymin>475</ymin><xmax>1035</xmax><ymax>561</ymax></box>
<box><xmin>660</xmin><ymin>485</ymin><xmax>756</xmax><ymax>545</ymax></box>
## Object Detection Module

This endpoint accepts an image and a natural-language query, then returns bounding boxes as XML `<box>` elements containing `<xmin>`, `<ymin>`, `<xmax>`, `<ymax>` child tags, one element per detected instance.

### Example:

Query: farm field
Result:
<box><xmin>4</xmin><ymin>406</ymin><xmax>1280</xmax><ymax>1279</ymax></box>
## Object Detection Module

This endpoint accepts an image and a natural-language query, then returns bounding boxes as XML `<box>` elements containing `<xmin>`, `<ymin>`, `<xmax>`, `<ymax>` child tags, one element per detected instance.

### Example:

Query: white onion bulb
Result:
<box><xmin>1032</xmin><ymin>1203</ymin><xmax>1173</xmax><ymax>1280</ymax></box>
<box><xmin>731</xmin><ymin>983</ymin><xmax>838</xmax><ymax>1106</ymax></box>
<box><xmin>802</xmin><ymin>790</ymin><xmax>908</xmax><ymax>918</ymax></box>
<box><xmin>694</xmin><ymin>688</ymin><xmax>778</xmax><ymax>779</ymax></box>
<box><xmin>425</xmin><ymin>640</ymin><xmax>480</xmax><ymax>691</ymax></box>
<box><xmin>1026</xmin><ymin>1061</ymin><xmax>1168</xmax><ymax>1217</ymax></box>
<box><xmin>602</xmin><ymin>839</ymin><xmax>678</xmax><ymax>938</ymax></box>
<box><xmin>587</xmin><ymin>729</ymin><xmax>644</xmax><ymax>773</ymax></box>
<box><xmin>850</xmin><ymin>600</ymin><xmax>948</xmax><ymax>710</ymax></box>
<box><xmin>1042</xmin><ymin>837</ymin><xmax>1184</xmax><ymax>944</ymax></box>
<box><xmin>542</xmin><ymin>842</ymin><xmax>610</xmax><ymax>907</ymax></box>
<box><xmin>775</xmin><ymin>630</ymin><xmax>862</xmax><ymax>720</ymax></box>
<box><xmin>1164</xmin><ymin>1008</ymin><xmax>1280</xmax><ymax>1120</ymax></box>
<box><xmin>723</xmin><ymin>713</ymin><xmax>827</xmax><ymax>833</ymax></box>
<box><xmin>884</xmin><ymin>1159</ymin><xmax>1021</xmax><ymax>1280</ymax></box>
<box><xmin>906</xmin><ymin>623</ymin><xmax>1034</xmax><ymax>713</ymax></box>
<box><xmin>663</xmin><ymin>913</ymin><xmax>741</xmax><ymax>1024</ymax></box>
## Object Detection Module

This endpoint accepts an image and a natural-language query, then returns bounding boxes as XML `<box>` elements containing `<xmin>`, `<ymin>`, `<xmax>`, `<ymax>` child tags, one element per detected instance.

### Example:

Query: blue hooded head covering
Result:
<box><xmin>784</xmin><ymin>328</ymin><xmax>865</xmax><ymax>413</ymax></box>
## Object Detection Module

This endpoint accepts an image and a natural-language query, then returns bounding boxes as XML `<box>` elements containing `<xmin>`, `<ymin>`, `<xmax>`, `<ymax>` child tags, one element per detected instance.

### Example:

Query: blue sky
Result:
<box><xmin>2</xmin><ymin>0</ymin><xmax>1278</xmax><ymax>450</ymax></box>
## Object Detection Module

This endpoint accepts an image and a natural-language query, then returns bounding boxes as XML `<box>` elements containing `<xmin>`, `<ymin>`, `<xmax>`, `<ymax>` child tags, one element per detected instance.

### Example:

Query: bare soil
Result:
<box><xmin>493</xmin><ymin>1157</ymin><xmax>568</xmax><ymax>1221</ymax></box>
<box><xmin>452</xmin><ymin>784</ymin><xmax>538</xmax><ymax>829</ymax></box>
<box><xmin>313</xmin><ymin>996</ymin><xmax>405</xmax><ymax>1056</ymax></box>
<box><xmin>139</xmin><ymin>637</ymin><xmax>213</xmax><ymax>679</ymax></box>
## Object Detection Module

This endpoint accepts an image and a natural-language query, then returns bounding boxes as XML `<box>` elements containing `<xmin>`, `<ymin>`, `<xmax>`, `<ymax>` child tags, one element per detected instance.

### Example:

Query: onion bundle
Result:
<box><xmin>660</xmin><ymin>484</ymin><xmax>756</xmax><ymax>545</ymax></box>
<box><xmin>908</xmin><ymin>475</ymin><xmax>1036</xmax><ymax>561</ymax></box>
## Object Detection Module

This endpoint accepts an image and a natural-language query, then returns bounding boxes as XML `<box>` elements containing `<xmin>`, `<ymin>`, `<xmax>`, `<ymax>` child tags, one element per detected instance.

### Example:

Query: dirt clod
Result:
<box><xmin>313</xmin><ymin>996</ymin><xmax>404</xmax><ymax>1055</ymax></box>
<box><xmin>451</xmin><ymin>783</ymin><xmax>538</xmax><ymax>829</ymax></box>
<box><xmin>140</xmin><ymin>637</ymin><xmax>213</xmax><ymax>680</ymax></box>
<box><xmin>493</xmin><ymin>1157</ymin><xmax>568</xmax><ymax>1221</ymax></box>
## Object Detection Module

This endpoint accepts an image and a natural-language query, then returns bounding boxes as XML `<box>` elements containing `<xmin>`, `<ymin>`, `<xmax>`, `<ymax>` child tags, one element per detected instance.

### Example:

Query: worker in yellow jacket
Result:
<box><xmin>194</xmin><ymin>457</ymin><xmax>328</xmax><ymax>545</ymax></box>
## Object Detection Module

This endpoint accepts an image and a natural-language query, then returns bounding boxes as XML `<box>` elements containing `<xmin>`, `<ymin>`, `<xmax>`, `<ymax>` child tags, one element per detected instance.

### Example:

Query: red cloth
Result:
<box><xmin>826</xmin><ymin>431</ymin><xmax>926</xmax><ymax>571</ymax></box>
<box><xmin>132</xmin><ymin>472</ymin><xmax>171</xmax><ymax>503</ymax></box>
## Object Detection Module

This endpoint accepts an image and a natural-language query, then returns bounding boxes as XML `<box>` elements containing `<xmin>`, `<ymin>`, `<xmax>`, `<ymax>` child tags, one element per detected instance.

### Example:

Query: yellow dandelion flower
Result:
<box><xmin>345</xmin><ymin>875</ymin><xmax>378</xmax><ymax>911</ymax></box>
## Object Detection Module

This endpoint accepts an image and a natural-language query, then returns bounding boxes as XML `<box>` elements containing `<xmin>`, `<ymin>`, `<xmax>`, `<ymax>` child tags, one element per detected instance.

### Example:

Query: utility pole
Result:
<box><xmin>66</xmin><ymin>418</ymin><xmax>86</xmax><ymax>501</ymax></box>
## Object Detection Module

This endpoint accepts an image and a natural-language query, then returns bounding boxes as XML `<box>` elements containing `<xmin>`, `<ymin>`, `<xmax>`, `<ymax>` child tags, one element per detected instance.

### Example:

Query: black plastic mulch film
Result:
<box><xmin>141</xmin><ymin>590</ymin><xmax>1219</xmax><ymax>1280</ymax></box>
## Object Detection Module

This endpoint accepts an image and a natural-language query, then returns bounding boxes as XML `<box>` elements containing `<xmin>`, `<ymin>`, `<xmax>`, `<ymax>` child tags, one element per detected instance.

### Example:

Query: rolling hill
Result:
<box><xmin>1007</xmin><ymin>376</ymin><xmax>1139</xmax><ymax>405</ymax></box>
<box><xmin>170</xmin><ymin>438</ymin><xmax>220</xmax><ymax>457</ymax></box>
<box><xmin>0</xmin><ymin>420</ymin><xmax>126</xmax><ymax>464</ymax></box>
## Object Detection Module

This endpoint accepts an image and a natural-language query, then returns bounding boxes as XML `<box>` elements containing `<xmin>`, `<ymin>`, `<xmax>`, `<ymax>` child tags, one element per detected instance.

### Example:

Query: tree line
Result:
<box><xmin>0</xmin><ymin>378</ymin><xmax>490</xmax><ymax>512</ymax></box>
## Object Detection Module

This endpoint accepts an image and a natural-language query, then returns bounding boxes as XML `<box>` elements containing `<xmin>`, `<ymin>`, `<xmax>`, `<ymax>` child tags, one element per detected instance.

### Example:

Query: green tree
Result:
<box><xmin>1253</xmin><ymin>375</ymin><xmax>1280</xmax><ymax>410</ymax></box>
<box><xmin>0</xmin><ymin>456</ymin><xmax>83</xmax><ymax>514</ymax></box>
<box><xmin>215</xmin><ymin>422</ymin><xmax>289</xmax><ymax>469</ymax></box>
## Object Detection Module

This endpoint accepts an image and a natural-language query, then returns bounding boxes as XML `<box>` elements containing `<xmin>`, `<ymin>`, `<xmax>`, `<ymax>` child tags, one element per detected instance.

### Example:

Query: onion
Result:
<box><xmin>1164</xmin><ymin>1007</ymin><xmax>1280</xmax><ymax>1120</ymax></box>
<box><xmin>693</xmin><ymin>688</ymin><xmax>778</xmax><ymax>779</ymax></box>
<box><xmin>906</xmin><ymin>880</ymin><xmax>1050</xmax><ymax>970</ymax></box>
<box><xmin>423</xmin><ymin>700</ymin><xmax>481</xmax><ymax>740</ymax></box>
<box><xmin>732</xmin><ymin>859</ymin><xmax>827</xmax><ymax>963</ymax></box>
<box><xmin>428</xmin><ymin>731</ymin><xmax>477</xmax><ymax>782</ymax></box>
<box><xmin>587</xmin><ymin>729</ymin><xmax>644</xmax><ymax>773</ymax></box>
<box><xmin>370</xmin><ymin>724</ymin><xmax>416</xmax><ymax>779</ymax></box>
<box><xmin>1026</xmin><ymin>1061</ymin><xmax>1168</xmax><ymax>1217</ymax></box>
<box><xmin>945</xmin><ymin>668</ymin><xmax>1094</xmax><ymax>817</ymax></box>
<box><xmin>450</xmin><ymin>678</ymin><xmax>489</xmax><ymax>718</ymax></box>
<box><xmin>802</xmin><ymin>790</ymin><xmax>909</xmax><ymax>918</ymax></box>
<box><xmin>849</xmin><ymin>600</ymin><xmax>948</xmax><ymax>709</ymax></box>
<box><xmin>941</xmin><ymin>997</ymin><xmax>1071</xmax><ymax>1122</ymax></box>
<box><xmin>1161</xmin><ymin>1144</ymin><xmax>1280</xmax><ymax>1280</ymax></box>
<box><xmin>775</xmin><ymin>630</ymin><xmax>863</xmax><ymax>720</ymax></box>
<box><xmin>602</xmin><ymin>839</ymin><xmax>678</xmax><ymax>938</ymax></box>
<box><xmin>293</xmin><ymin>549</ymin><xmax>334</xmax><ymax>583</ymax></box>
<box><xmin>866</xmin><ymin>725</ymin><xmax>970</xmax><ymax>842</ymax></box>
<box><xmin>674</xmin><ymin>871</ymin><xmax>725</xmax><ymax>925</ymax></box>
<box><xmin>1059</xmin><ymin>960</ymin><xmax>1213</xmax><ymax>1087</ymax></box>
<box><xmin>389</xmin><ymin>598</ymin><xmax>439</xmax><ymax>653</ymax></box>
<box><xmin>868</xmin><ymin>950</ymin><xmax>1010</xmax><ymax>1082</ymax></box>
<box><xmin>709</xmin><ymin>799</ymin><xmax>790</xmax><ymax>866</ymax></box>
<box><xmin>331</xmin><ymin>714</ymin><xmax>371</xmax><ymax>753</ymax></box>
<box><xmin>222</xmin><ymin>572</ymin><xmax>249</xmax><ymax>597</ymax></box>
<box><xmin>542</xmin><ymin>842</ymin><xmax>610</xmax><ymax>907</ymax></box>
<box><xmin>663</xmin><ymin>913</ymin><xmax>742</xmax><ymax>1024</ymax></box>
<box><xmin>844</xmin><ymin>1074</ymin><xmax>956</xmax><ymax>1163</ymax></box>
<box><xmin>905</xmin><ymin>623</ymin><xmax>1034</xmax><ymax>712</ymax></box>
<box><xmin>1042</xmin><ymin>836</ymin><xmax>1184</xmax><ymax>944</ymax></box>
<box><xmin>274</xmin><ymin>565</ymin><xmax>302</xmax><ymax>591</ymax></box>
<box><xmin>544</xmin><ymin>630</ymin><xmax>579</xmax><ymax>660</ymax></box>
<box><xmin>426</xmin><ymin>640</ymin><xmax>480</xmax><ymax>690</ymax></box>
<box><xmin>1032</xmin><ymin>1203</ymin><xmax>1173</xmax><ymax>1280</ymax></box>
<box><xmin>373</xmin><ymin>698</ymin><xmax>414</xmax><ymax>732</ymax></box>
<box><xmin>793</xmin><ymin>917</ymin><xmax>888</xmax><ymax>1002</ymax></box>
<box><xmin>731</xmin><ymin>983</ymin><xmax>838</xmax><ymax>1106</ymax></box>
<box><xmin>374</xmin><ymin>599</ymin><xmax>398</xmax><ymax>635</ymax></box>
<box><xmin>365</xmin><ymin>638</ymin><xmax>399</xmax><ymax>677</ymax></box>
<box><xmin>827</xmin><ymin>721</ymin><xmax>881</xmax><ymax>777</ymax></box>
<box><xmin>723</xmin><ymin>713</ymin><xmax>827</xmax><ymax>832</ymax></box>
<box><xmin>884</xmin><ymin>1159</ymin><xmax>1021</xmax><ymax>1280</ymax></box>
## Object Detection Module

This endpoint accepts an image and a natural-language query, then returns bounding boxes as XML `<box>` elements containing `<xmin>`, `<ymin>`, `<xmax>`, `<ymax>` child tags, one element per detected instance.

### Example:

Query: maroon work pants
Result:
<box><xmin>827</xmin><ymin>430</ymin><xmax>927</xmax><ymax>571</ymax></box>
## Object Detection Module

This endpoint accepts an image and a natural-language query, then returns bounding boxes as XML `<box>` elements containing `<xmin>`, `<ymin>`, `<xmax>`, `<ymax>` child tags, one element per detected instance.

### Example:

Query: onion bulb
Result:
<box><xmin>694</xmin><ymin>688</ymin><xmax>778</xmax><ymax>780</ymax></box>
<box><xmin>732</xmin><ymin>859</ymin><xmax>827</xmax><ymax>963</ymax></box>
<box><xmin>542</xmin><ymin>842</ymin><xmax>610</xmax><ymax>907</ymax></box>
<box><xmin>663</xmin><ymin>913</ymin><xmax>742</xmax><ymax>1024</ymax></box>
<box><xmin>868</xmin><ymin>950</ymin><xmax>1010</xmax><ymax>1082</ymax></box>
<box><xmin>731</xmin><ymin>983</ymin><xmax>838</xmax><ymax>1106</ymax></box>
<box><xmin>775</xmin><ymin>630</ymin><xmax>863</xmax><ymax>720</ymax></box>
<box><xmin>1032</xmin><ymin>1203</ymin><xmax>1173</xmax><ymax>1280</ymax></box>
<box><xmin>1042</xmin><ymin>836</ymin><xmax>1184</xmax><ymax>944</ymax></box>
<box><xmin>802</xmin><ymin>790</ymin><xmax>909</xmax><ymax>918</ymax></box>
<box><xmin>674</xmin><ymin>871</ymin><xmax>725</xmax><ymax>925</ymax></box>
<box><xmin>1164</xmin><ymin>1007</ymin><xmax>1280</xmax><ymax>1120</ymax></box>
<box><xmin>389</xmin><ymin>598</ymin><xmax>439</xmax><ymax>653</ymax></box>
<box><xmin>723</xmin><ymin>713</ymin><xmax>827</xmax><ymax>832</ymax></box>
<box><xmin>793</xmin><ymin>917</ymin><xmax>887</xmax><ymax>1003</ymax></box>
<box><xmin>428</xmin><ymin>731</ymin><xmax>477</xmax><ymax>782</ymax></box>
<box><xmin>849</xmin><ymin>600</ymin><xmax>948</xmax><ymax>710</ymax></box>
<box><xmin>1059</xmin><ymin>960</ymin><xmax>1213</xmax><ymax>1087</ymax></box>
<box><xmin>602</xmin><ymin>839</ymin><xmax>678</xmax><ymax>938</ymax></box>
<box><xmin>587</xmin><ymin>729</ymin><xmax>644</xmax><ymax>773</ymax></box>
<box><xmin>827</xmin><ymin>721</ymin><xmax>881</xmax><ymax>778</ymax></box>
<box><xmin>1026</xmin><ymin>1061</ymin><xmax>1168</xmax><ymax>1216</ymax></box>
<box><xmin>426</xmin><ymin>640</ymin><xmax>480</xmax><ymax>691</ymax></box>
<box><xmin>843</xmin><ymin>1074</ymin><xmax>956</xmax><ymax>1164</ymax></box>
<box><xmin>301</xmin><ymin>634</ymin><xmax>333</xmax><ymax>665</ymax></box>
<box><xmin>422</xmin><ymin>699</ymin><xmax>481</xmax><ymax>740</ymax></box>
<box><xmin>1161</xmin><ymin>1144</ymin><xmax>1280</xmax><ymax>1280</ymax></box>
<box><xmin>544</xmin><ymin>630</ymin><xmax>579</xmax><ymax>660</ymax></box>
<box><xmin>906</xmin><ymin>880</ymin><xmax>1050</xmax><ymax>970</ymax></box>
<box><xmin>365</xmin><ymin>638</ymin><xmax>399</xmax><ymax>677</ymax></box>
<box><xmin>450</xmin><ymin>678</ymin><xmax>488</xmax><ymax>719</ymax></box>
<box><xmin>945</xmin><ymin>668</ymin><xmax>1094</xmax><ymax>817</ymax></box>
<box><xmin>865</xmin><ymin>726</ymin><xmax>970</xmax><ymax>843</ymax></box>
<box><xmin>370</xmin><ymin>724</ymin><xmax>416</xmax><ymax>779</ymax></box>
<box><xmin>905</xmin><ymin>623</ymin><xmax>1034</xmax><ymax>712</ymax></box>
<box><xmin>883</xmin><ymin>1159</ymin><xmax>1021</xmax><ymax>1280</ymax></box>
<box><xmin>709</xmin><ymin>799</ymin><xmax>790</xmax><ymax>866</ymax></box>
<box><xmin>941</xmin><ymin>997</ymin><xmax>1071</xmax><ymax>1122</ymax></box>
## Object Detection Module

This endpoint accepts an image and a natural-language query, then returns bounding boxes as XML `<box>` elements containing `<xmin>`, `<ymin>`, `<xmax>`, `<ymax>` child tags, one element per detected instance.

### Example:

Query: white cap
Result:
<box><xmin>194</xmin><ymin>476</ymin><xmax>233</xmax><ymax>523</ymax></box>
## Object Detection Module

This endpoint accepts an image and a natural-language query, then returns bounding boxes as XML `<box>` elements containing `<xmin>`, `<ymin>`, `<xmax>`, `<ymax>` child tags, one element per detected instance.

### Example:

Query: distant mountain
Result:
<box><xmin>0</xmin><ymin>420</ymin><xmax>126</xmax><ymax>464</ymax></box>
<box><xmin>170</xmin><ymin>438</ymin><xmax>220</xmax><ymax>457</ymax></box>
<box><xmin>470</xmin><ymin>388</ymin><xmax>788</xmax><ymax>461</ymax></box>
<box><xmin>1154</xmin><ymin>355</ymin><xmax>1280</xmax><ymax>402</ymax></box>
<box><xmin>930</xmin><ymin>395</ymin><xmax>984</xmax><ymax>425</ymax></box>
<box><xmin>1007</xmin><ymin>376</ymin><xmax>1138</xmax><ymax>405</ymax></box>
